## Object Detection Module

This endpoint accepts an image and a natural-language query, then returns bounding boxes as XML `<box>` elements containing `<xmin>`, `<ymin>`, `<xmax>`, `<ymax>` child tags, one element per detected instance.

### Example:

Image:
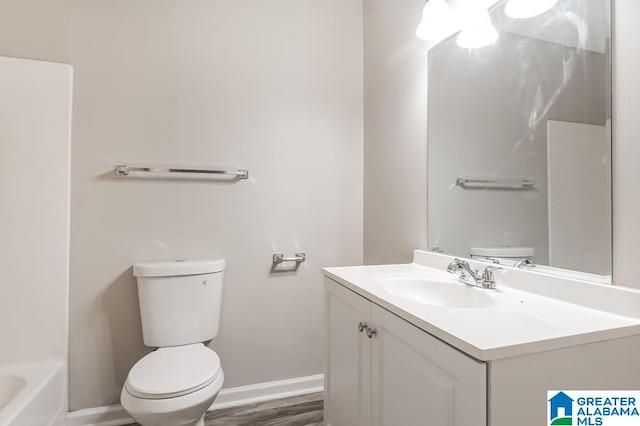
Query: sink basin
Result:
<box><xmin>377</xmin><ymin>276</ymin><xmax>495</xmax><ymax>309</ymax></box>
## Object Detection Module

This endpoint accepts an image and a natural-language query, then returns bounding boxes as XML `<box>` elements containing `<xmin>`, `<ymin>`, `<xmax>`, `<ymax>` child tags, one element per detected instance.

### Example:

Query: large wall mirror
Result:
<box><xmin>426</xmin><ymin>0</ymin><xmax>611</xmax><ymax>280</ymax></box>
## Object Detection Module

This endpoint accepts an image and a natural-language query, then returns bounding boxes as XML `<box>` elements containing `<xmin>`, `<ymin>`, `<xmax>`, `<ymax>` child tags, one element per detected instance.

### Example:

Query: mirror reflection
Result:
<box><xmin>426</xmin><ymin>0</ymin><xmax>611</xmax><ymax>278</ymax></box>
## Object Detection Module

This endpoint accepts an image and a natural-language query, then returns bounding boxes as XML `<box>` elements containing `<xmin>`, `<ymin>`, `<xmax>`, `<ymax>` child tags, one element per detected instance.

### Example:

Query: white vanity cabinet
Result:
<box><xmin>324</xmin><ymin>252</ymin><xmax>640</xmax><ymax>426</ymax></box>
<box><xmin>324</xmin><ymin>277</ymin><xmax>486</xmax><ymax>426</ymax></box>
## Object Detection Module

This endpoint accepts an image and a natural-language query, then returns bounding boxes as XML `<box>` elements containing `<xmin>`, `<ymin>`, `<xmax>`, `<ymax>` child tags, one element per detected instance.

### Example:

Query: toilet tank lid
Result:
<box><xmin>470</xmin><ymin>246</ymin><xmax>534</xmax><ymax>258</ymax></box>
<box><xmin>133</xmin><ymin>258</ymin><xmax>226</xmax><ymax>277</ymax></box>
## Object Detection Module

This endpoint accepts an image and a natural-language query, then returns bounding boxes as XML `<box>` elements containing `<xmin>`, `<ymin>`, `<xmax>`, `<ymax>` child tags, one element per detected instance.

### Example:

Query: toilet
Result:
<box><xmin>470</xmin><ymin>246</ymin><xmax>535</xmax><ymax>267</ymax></box>
<box><xmin>121</xmin><ymin>259</ymin><xmax>226</xmax><ymax>426</ymax></box>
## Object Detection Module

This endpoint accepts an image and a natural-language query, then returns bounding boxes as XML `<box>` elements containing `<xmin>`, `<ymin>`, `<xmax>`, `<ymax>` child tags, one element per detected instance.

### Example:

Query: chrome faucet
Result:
<box><xmin>446</xmin><ymin>258</ymin><xmax>502</xmax><ymax>290</ymax></box>
<box><xmin>447</xmin><ymin>258</ymin><xmax>480</xmax><ymax>284</ymax></box>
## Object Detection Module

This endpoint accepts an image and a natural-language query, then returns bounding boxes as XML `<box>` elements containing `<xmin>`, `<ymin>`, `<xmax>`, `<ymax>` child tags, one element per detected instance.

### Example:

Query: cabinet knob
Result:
<box><xmin>358</xmin><ymin>322</ymin><xmax>367</xmax><ymax>332</ymax></box>
<box><xmin>366</xmin><ymin>327</ymin><xmax>377</xmax><ymax>338</ymax></box>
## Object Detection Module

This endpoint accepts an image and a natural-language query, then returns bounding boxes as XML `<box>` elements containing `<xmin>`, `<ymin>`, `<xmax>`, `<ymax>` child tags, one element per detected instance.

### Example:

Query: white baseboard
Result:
<box><xmin>66</xmin><ymin>405</ymin><xmax>133</xmax><ymax>426</ymax></box>
<box><xmin>66</xmin><ymin>374</ymin><xmax>324</xmax><ymax>426</ymax></box>
<box><xmin>211</xmin><ymin>373</ymin><xmax>323</xmax><ymax>410</ymax></box>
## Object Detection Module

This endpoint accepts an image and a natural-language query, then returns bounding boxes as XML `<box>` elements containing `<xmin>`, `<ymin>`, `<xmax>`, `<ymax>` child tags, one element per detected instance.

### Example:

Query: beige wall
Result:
<box><xmin>2</xmin><ymin>0</ymin><xmax>637</xmax><ymax>413</ymax></box>
<box><xmin>0</xmin><ymin>0</ymin><xmax>69</xmax><ymax>62</ymax></box>
<box><xmin>363</xmin><ymin>0</ymin><xmax>429</xmax><ymax>265</ymax></box>
<box><xmin>68</xmin><ymin>0</ymin><xmax>363</xmax><ymax>411</ymax></box>
<box><xmin>612</xmin><ymin>0</ymin><xmax>640</xmax><ymax>289</ymax></box>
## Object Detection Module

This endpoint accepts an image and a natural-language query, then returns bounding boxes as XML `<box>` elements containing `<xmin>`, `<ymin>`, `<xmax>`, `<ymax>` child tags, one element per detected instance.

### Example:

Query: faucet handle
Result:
<box><xmin>481</xmin><ymin>265</ymin><xmax>503</xmax><ymax>281</ymax></box>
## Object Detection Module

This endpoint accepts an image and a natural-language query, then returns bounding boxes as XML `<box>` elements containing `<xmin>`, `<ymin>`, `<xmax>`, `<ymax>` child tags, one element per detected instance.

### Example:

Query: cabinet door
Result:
<box><xmin>324</xmin><ymin>278</ymin><xmax>372</xmax><ymax>426</ymax></box>
<box><xmin>371</xmin><ymin>305</ymin><xmax>486</xmax><ymax>426</ymax></box>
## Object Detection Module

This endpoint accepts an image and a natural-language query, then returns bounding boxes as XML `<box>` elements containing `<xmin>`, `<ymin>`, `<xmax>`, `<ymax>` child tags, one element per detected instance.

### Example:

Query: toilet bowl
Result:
<box><xmin>121</xmin><ymin>344</ymin><xmax>224</xmax><ymax>426</ymax></box>
<box><xmin>121</xmin><ymin>259</ymin><xmax>226</xmax><ymax>426</ymax></box>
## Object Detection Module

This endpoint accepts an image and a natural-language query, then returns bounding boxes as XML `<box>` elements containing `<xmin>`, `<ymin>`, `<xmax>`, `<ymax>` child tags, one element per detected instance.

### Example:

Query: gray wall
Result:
<box><xmin>363</xmin><ymin>0</ymin><xmax>429</xmax><ymax>265</ymax></box>
<box><xmin>68</xmin><ymin>0</ymin><xmax>363</xmax><ymax>411</ymax></box>
<box><xmin>0</xmin><ymin>0</ymin><xmax>69</xmax><ymax>62</ymax></box>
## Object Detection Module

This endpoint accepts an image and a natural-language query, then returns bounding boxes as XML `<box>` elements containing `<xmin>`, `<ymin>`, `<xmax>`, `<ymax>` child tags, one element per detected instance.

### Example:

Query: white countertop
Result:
<box><xmin>322</xmin><ymin>251</ymin><xmax>640</xmax><ymax>361</ymax></box>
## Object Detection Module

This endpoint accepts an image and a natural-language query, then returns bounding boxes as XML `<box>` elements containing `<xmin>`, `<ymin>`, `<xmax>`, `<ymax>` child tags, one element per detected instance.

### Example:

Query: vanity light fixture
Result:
<box><xmin>504</xmin><ymin>0</ymin><xmax>558</xmax><ymax>19</ymax></box>
<box><xmin>416</xmin><ymin>0</ymin><xmax>499</xmax><ymax>49</ymax></box>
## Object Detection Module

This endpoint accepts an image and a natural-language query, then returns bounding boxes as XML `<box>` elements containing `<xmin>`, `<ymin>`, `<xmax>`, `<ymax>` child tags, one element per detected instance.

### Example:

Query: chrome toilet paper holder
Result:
<box><xmin>272</xmin><ymin>252</ymin><xmax>306</xmax><ymax>264</ymax></box>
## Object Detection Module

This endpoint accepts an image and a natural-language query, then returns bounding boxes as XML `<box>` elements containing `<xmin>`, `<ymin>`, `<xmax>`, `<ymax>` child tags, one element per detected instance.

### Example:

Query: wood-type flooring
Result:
<box><xmin>126</xmin><ymin>392</ymin><xmax>324</xmax><ymax>426</ymax></box>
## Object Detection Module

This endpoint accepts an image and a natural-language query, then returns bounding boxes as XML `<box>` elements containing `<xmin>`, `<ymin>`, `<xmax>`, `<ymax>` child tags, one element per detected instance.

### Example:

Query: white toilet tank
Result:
<box><xmin>470</xmin><ymin>246</ymin><xmax>534</xmax><ymax>266</ymax></box>
<box><xmin>133</xmin><ymin>259</ymin><xmax>226</xmax><ymax>348</ymax></box>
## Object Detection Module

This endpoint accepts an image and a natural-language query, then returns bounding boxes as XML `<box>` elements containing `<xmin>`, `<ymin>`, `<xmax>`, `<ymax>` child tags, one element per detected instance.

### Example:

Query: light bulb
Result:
<box><xmin>505</xmin><ymin>0</ymin><xmax>558</xmax><ymax>19</ymax></box>
<box><xmin>456</xmin><ymin>8</ymin><xmax>498</xmax><ymax>49</ymax></box>
<box><xmin>415</xmin><ymin>0</ymin><xmax>457</xmax><ymax>42</ymax></box>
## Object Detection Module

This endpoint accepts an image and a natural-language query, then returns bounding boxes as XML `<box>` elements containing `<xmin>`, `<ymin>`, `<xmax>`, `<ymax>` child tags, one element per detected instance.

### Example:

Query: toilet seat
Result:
<box><xmin>125</xmin><ymin>344</ymin><xmax>221</xmax><ymax>399</ymax></box>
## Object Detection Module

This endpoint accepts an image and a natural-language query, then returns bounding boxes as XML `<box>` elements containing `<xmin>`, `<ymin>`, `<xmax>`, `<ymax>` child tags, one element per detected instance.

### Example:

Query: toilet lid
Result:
<box><xmin>125</xmin><ymin>344</ymin><xmax>221</xmax><ymax>399</ymax></box>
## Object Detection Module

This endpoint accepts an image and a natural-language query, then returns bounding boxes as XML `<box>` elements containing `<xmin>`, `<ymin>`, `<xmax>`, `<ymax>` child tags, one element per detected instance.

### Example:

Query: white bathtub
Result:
<box><xmin>0</xmin><ymin>361</ymin><xmax>66</xmax><ymax>426</ymax></box>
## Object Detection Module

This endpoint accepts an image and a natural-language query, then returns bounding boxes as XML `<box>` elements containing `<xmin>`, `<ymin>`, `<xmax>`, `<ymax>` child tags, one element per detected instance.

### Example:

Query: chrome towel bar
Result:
<box><xmin>455</xmin><ymin>177</ymin><xmax>535</xmax><ymax>190</ymax></box>
<box><xmin>115</xmin><ymin>165</ymin><xmax>249</xmax><ymax>179</ymax></box>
